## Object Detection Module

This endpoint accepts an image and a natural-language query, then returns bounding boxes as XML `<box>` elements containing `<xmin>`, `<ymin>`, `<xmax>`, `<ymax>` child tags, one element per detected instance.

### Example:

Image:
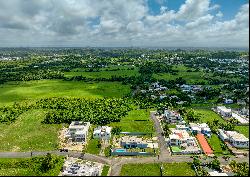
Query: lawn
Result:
<box><xmin>0</xmin><ymin>156</ymin><xmax>64</xmax><ymax>176</ymax></box>
<box><xmin>101</xmin><ymin>165</ymin><xmax>110</xmax><ymax>176</ymax></box>
<box><xmin>85</xmin><ymin>138</ymin><xmax>101</xmax><ymax>155</ymax></box>
<box><xmin>192</xmin><ymin>109</ymin><xmax>226</xmax><ymax>124</ymax></box>
<box><xmin>120</xmin><ymin>163</ymin><xmax>195</xmax><ymax>176</ymax></box>
<box><xmin>120</xmin><ymin>163</ymin><xmax>161</xmax><ymax>176</ymax></box>
<box><xmin>163</xmin><ymin>162</ymin><xmax>196</xmax><ymax>176</ymax></box>
<box><xmin>206</xmin><ymin>134</ymin><xmax>231</xmax><ymax>156</ymax></box>
<box><xmin>0</xmin><ymin>109</ymin><xmax>61</xmax><ymax>151</ymax></box>
<box><xmin>108</xmin><ymin>109</ymin><xmax>155</xmax><ymax>134</ymax></box>
<box><xmin>0</xmin><ymin>80</ymin><xmax>131</xmax><ymax>106</ymax></box>
<box><xmin>235</xmin><ymin>126</ymin><xmax>249</xmax><ymax>138</ymax></box>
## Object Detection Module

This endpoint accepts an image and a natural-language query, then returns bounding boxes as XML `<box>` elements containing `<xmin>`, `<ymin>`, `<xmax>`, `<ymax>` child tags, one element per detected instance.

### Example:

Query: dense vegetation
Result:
<box><xmin>36</xmin><ymin>97</ymin><xmax>133</xmax><ymax>125</ymax></box>
<box><xmin>0</xmin><ymin>154</ymin><xmax>64</xmax><ymax>176</ymax></box>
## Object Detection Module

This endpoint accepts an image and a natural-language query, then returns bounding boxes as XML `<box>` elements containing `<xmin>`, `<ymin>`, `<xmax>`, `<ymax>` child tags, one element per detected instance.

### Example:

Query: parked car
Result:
<box><xmin>59</xmin><ymin>148</ymin><xmax>68</xmax><ymax>152</ymax></box>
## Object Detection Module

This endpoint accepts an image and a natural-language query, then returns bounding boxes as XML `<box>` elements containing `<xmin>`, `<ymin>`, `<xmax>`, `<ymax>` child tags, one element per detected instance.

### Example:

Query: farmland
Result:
<box><xmin>64</xmin><ymin>66</ymin><xmax>139</xmax><ymax>78</ymax></box>
<box><xmin>0</xmin><ymin>80</ymin><xmax>131</xmax><ymax>106</ymax></box>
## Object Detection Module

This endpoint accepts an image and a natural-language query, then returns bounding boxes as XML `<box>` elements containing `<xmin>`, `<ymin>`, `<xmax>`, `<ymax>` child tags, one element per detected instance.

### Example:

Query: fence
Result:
<box><xmin>120</xmin><ymin>132</ymin><xmax>152</xmax><ymax>136</ymax></box>
<box><xmin>111</xmin><ymin>149</ymin><xmax>154</xmax><ymax>156</ymax></box>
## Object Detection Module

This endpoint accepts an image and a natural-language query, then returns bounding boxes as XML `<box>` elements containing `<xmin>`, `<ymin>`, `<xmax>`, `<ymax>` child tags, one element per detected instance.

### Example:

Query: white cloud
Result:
<box><xmin>0</xmin><ymin>0</ymin><xmax>248</xmax><ymax>47</ymax></box>
<box><xmin>176</xmin><ymin>0</ymin><xmax>210</xmax><ymax>21</ymax></box>
<box><xmin>216</xmin><ymin>11</ymin><xmax>223</xmax><ymax>18</ymax></box>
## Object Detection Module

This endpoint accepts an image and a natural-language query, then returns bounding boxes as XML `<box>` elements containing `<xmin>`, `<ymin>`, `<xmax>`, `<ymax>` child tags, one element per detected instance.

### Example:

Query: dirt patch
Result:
<box><xmin>58</xmin><ymin>127</ymin><xmax>84</xmax><ymax>151</ymax></box>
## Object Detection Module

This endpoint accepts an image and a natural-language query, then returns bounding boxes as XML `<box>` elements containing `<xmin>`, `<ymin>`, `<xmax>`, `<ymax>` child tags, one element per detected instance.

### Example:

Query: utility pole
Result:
<box><xmin>160</xmin><ymin>163</ymin><xmax>164</xmax><ymax>176</ymax></box>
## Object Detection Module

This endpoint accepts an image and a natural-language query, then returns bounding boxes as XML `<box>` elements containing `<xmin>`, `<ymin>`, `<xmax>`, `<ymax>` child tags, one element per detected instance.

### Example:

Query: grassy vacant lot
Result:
<box><xmin>0</xmin><ymin>156</ymin><xmax>64</xmax><ymax>176</ymax></box>
<box><xmin>65</xmin><ymin>67</ymin><xmax>139</xmax><ymax>78</ymax></box>
<box><xmin>120</xmin><ymin>163</ymin><xmax>161</xmax><ymax>176</ymax></box>
<box><xmin>0</xmin><ymin>80</ymin><xmax>130</xmax><ymax>106</ymax></box>
<box><xmin>120</xmin><ymin>162</ymin><xmax>195</xmax><ymax>176</ymax></box>
<box><xmin>235</xmin><ymin>126</ymin><xmax>249</xmax><ymax>138</ymax></box>
<box><xmin>85</xmin><ymin>138</ymin><xmax>101</xmax><ymax>155</ymax></box>
<box><xmin>163</xmin><ymin>162</ymin><xmax>196</xmax><ymax>176</ymax></box>
<box><xmin>192</xmin><ymin>109</ymin><xmax>226</xmax><ymax>124</ymax></box>
<box><xmin>109</xmin><ymin>109</ymin><xmax>155</xmax><ymax>134</ymax></box>
<box><xmin>0</xmin><ymin>109</ymin><xmax>61</xmax><ymax>151</ymax></box>
<box><xmin>153</xmin><ymin>65</ymin><xmax>208</xmax><ymax>84</ymax></box>
<box><xmin>206</xmin><ymin>134</ymin><xmax>231</xmax><ymax>156</ymax></box>
<box><xmin>101</xmin><ymin>165</ymin><xmax>110</xmax><ymax>176</ymax></box>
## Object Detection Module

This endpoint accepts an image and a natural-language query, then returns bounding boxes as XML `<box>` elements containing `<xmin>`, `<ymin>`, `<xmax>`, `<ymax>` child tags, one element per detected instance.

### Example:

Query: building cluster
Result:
<box><xmin>63</xmin><ymin>121</ymin><xmax>112</xmax><ymax>149</ymax></box>
<box><xmin>215</xmin><ymin>106</ymin><xmax>249</xmax><ymax>124</ymax></box>
<box><xmin>140</xmin><ymin>82</ymin><xmax>168</xmax><ymax>94</ymax></box>
<box><xmin>60</xmin><ymin>157</ymin><xmax>103</xmax><ymax>176</ymax></box>
<box><xmin>180</xmin><ymin>84</ymin><xmax>203</xmax><ymax>93</ymax></box>
<box><xmin>162</xmin><ymin>109</ymin><xmax>183</xmax><ymax>123</ymax></box>
<box><xmin>218</xmin><ymin>129</ymin><xmax>249</xmax><ymax>149</ymax></box>
<box><xmin>216</xmin><ymin>106</ymin><xmax>232</xmax><ymax>118</ymax></box>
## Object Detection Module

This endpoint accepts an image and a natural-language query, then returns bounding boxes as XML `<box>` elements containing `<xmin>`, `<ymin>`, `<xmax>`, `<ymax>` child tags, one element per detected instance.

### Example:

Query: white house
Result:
<box><xmin>120</xmin><ymin>136</ymin><xmax>148</xmax><ymax>149</ymax></box>
<box><xmin>176</xmin><ymin>124</ymin><xmax>190</xmax><ymax>131</ymax></box>
<box><xmin>93</xmin><ymin>126</ymin><xmax>112</xmax><ymax>140</ymax></box>
<box><xmin>163</xmin><ymin>109</ymin><xmax>182</xmax><ymax>123</ymax></box>
<box><xmin>224</xmin><ymin>99</ymin><xmax>233</xmax><ymax>104</ymax></box>
<box><xmin>168</xmin><ymin>129</ymin><xmax>201</xmax><ymax>154</ymax></box>
<box><xmin>180</xmin><ymin>84</ymin><xmax>192</xmax><ymax>92</ymax></box>
<box><xmin>189</xmin><ymin>123</ymin><xmax>212</xmax><ymax>137</ymax></box>
<box><xmin>65</xmin><ymin>121</ymin><xmax>90</xmax><ymax>143</ymax></box>
<box><xmin>216</xmin><ymin>106</ymin><xmax>232</xmax><ymax>117</ymax></box>
<box><xmin>218</xmin><ymin>129</ymin><xmax>249</xmax><ymax>149</ymax></box>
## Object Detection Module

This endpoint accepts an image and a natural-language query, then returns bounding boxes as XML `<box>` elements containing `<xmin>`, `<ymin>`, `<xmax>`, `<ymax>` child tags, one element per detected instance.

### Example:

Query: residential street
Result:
<box><xmin>149</xmin><ymin>111</ymin><xmax>170</xmax><ymax>159</ymax></box>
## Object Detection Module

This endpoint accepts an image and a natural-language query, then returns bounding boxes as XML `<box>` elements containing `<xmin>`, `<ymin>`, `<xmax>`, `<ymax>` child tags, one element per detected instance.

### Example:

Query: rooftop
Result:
<box><xmin>69</xmin><ymin>121</ymin><xmax>90</xmax><ymax>129</ymax></box>
<box><xmin>217</xmin><ymin>106</ymin><xmax>232</xmax><ymax>113</ymax></box>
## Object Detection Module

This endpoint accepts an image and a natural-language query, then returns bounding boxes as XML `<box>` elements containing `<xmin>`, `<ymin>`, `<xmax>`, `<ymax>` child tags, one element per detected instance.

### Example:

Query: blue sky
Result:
<box><xmin>0</xmin><ymin>0</ymin><xmax>249</xmax><ymax>47</ymax></box>
<box><xmin>147</xmin><ymin>0</ymin><xmax>248</xmax><ymax>20</ymax></box>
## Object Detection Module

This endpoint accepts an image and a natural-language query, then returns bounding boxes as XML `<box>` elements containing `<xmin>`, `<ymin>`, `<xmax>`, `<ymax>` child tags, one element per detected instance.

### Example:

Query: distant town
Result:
<box><xmin>0</xmin><ymin>47</ymin><xmax>248</xmax><ymax>176</ymax></box>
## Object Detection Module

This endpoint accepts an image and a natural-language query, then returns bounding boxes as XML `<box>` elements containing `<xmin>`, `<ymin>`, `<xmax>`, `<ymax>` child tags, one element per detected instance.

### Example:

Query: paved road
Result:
<box><xmin>0</xmin><ymin>151</ymin><xmax>248</xmax><ymax>176</ymax></box>
<box><xmin>149</xmin><ymin>111</ymin><xmax>170</xmax><ymax>159</ymax></box>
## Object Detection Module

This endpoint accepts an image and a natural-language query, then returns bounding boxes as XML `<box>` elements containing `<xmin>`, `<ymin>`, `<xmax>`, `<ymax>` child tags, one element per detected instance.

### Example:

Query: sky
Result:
<box><xmin>0</xmin><ymin>0</ymin><xmax>249</xmax><ymax>48</ymax></box>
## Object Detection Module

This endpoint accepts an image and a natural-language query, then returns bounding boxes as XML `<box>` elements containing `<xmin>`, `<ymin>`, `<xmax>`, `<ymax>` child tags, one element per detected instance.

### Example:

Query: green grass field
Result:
<box><xmin>85</xmin><ymin>138</ymin><xmax>101</xmax><ymax>155</ymax></box>
<box><xmin>206</xmin><ymin>134</ymin><xmax>231</xmax><ymax>156</ymax></box>
<box><xmin>108</xmin><ymin>109</ymin><xmax>155</xmax><ymax>134</ymax></box>
<box><xmin>0</xmin><ymin>109</ymin><xmax>61</xmax><ymax>151</ymax></box>
<box><xmin>120</xmin><ymin>163</ymin><xmax>195</xmax><ymax>176</ymax></box>
<box><xmin>65</xmin><ymin>67</ymin><xmax>139</xmax><ymax>78</ymax></box>
<box><xmin>192</xmin><ymin>109</ymin><xmax>226</xmax><ymax>124</ymax></box>
<box><xmin>120</xmin><ymin>163</ymin><xmax>161</xmax><ymax>176</ymax></box>
<box><xmin>0</xmin><ymin>156</ymin><xmax>64</xmax><ymax>176</ymax></box>
<box><xmin>153</xmin><ymin>64</ymin><xmax>241</xmax><ymax>84</ymax></box>
<box><xmin>153</xmin><ymin>65</ymin><xmax>208</xmax><ymax>84</ymax></box>
<box><xmin>0</xmin><ymin>80</ymin><xmax>130</xmax><ymax>106</ymax></box>
<box><xmin>163</xmin><ymin>162</ymin><xmax>196</xmax><ymax>176</ymax></box>
<box><xmin>235</xmin><ymin>126</ymin><xmax>249</xmax><ymax>138</ymax></box>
